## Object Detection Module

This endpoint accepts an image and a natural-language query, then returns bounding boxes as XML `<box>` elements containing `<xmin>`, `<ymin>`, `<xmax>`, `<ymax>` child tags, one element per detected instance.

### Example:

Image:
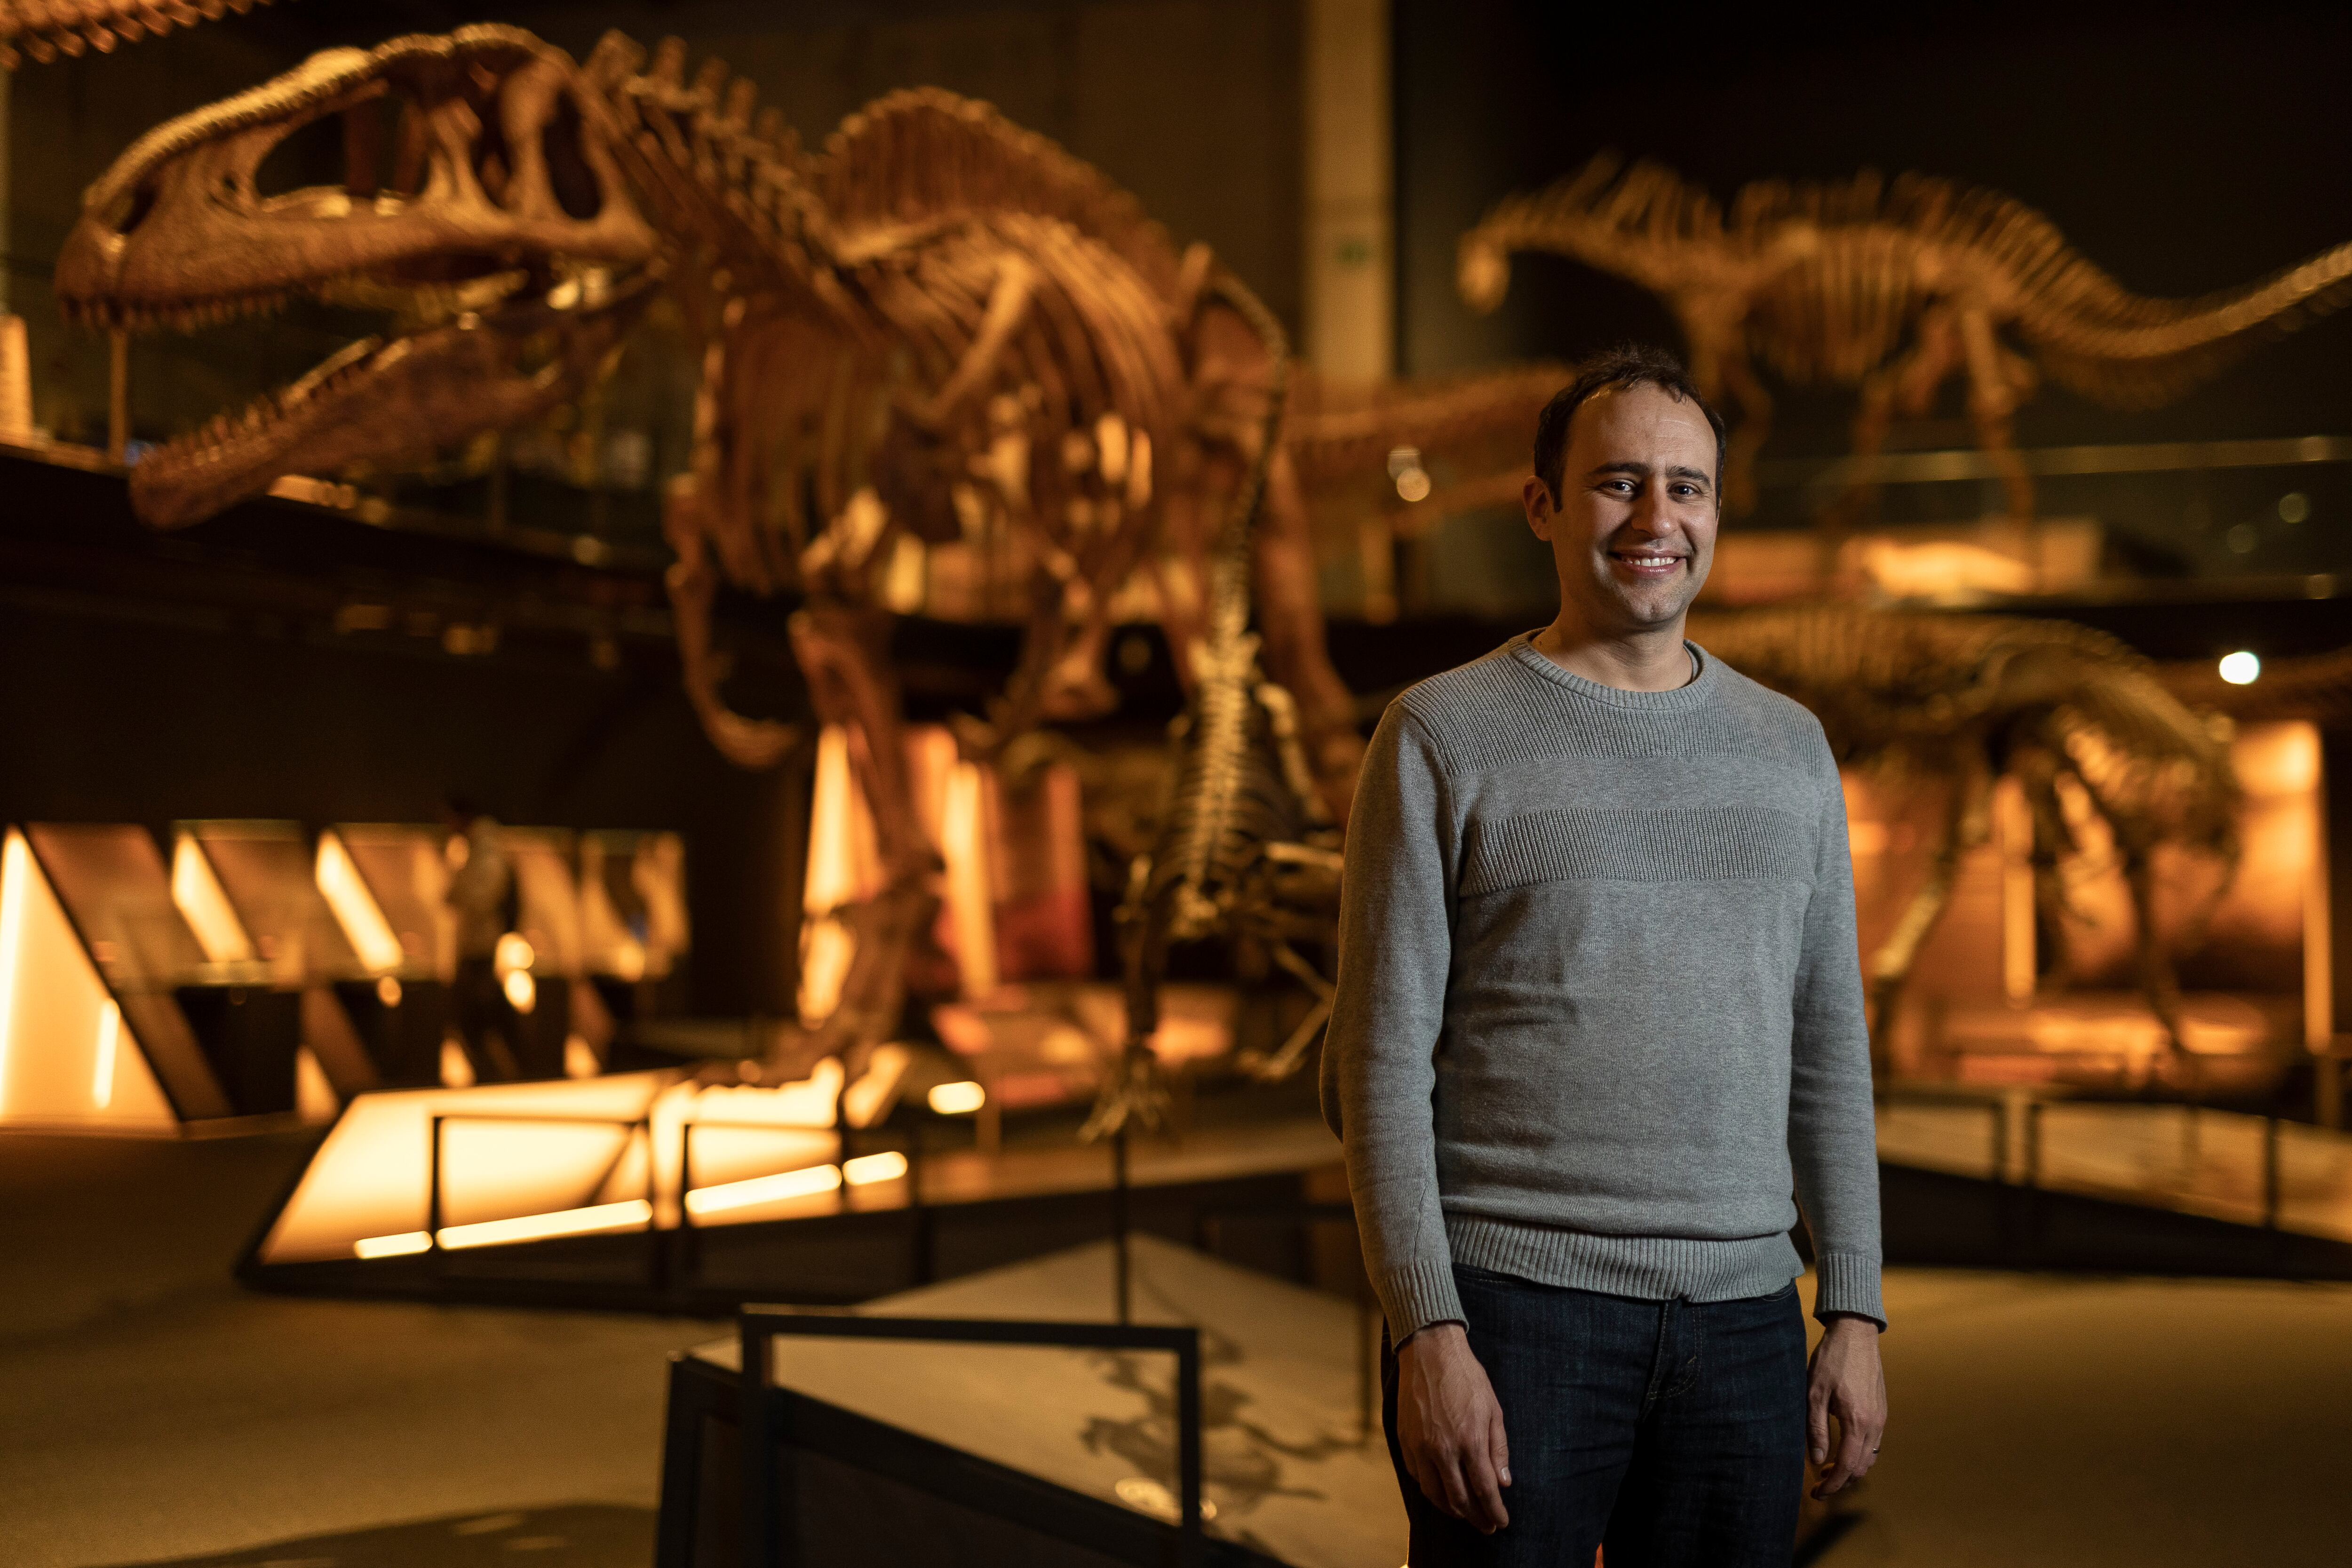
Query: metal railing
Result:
<box><xmin>736</xmin><ymin>1306</ymin><xmax>1206</xmax><ymax>1568</ymax></box>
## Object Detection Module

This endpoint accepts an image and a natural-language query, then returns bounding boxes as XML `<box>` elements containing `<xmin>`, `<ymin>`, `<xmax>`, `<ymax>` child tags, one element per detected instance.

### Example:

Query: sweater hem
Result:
<box><xmin>1445</xmin><ymin>1215</ymin><xmax>1805</xmax><ymax>1305</ymax></box>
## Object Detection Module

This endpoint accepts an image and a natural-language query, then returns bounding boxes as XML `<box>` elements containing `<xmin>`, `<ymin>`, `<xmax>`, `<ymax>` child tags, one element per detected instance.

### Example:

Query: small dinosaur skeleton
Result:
<box><xmin>1088</xmin><ymin>279</ymin><xmax>1342</xmax><ymax>1137</ymax></box>
<box><xmin>56</xmin><ymin>24</ymin><xmax>1358</xmax><ymax>1082</ymax></box>
<box><xmin>0</xmin><ymin>0</ymin><xmax>278</xmax><ymax>68</ymax></box>
<box><xmin>1461</xmin><ymin>154</ymin><xmax>2352</xmax><ymax>524</ymax></box>
<box><xmin>1690</xmin><ymin>605</ymin><xmax>2240</xmax><ymax>1069</ymax></box>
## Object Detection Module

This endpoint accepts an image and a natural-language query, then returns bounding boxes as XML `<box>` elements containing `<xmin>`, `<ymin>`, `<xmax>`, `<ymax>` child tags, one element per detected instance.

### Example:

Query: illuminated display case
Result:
<box><xmin>320</xmin><ymin>824</ymin><xmax>459</xmax><ymax>1087</ymax></box>
<box><xmin>174</xmin><ymin>820</ymin><xmax>376</xmax><ymax>1114</ymax></box>
<box><xmin>0</xmin><ymin>825</ymin><xmax>217</xmax><ymax>1130</ymax></box>
<box><xmin>493</xmin><ymin>826</ymin><xmax>602</xmax><ymax>1079</ymax></box>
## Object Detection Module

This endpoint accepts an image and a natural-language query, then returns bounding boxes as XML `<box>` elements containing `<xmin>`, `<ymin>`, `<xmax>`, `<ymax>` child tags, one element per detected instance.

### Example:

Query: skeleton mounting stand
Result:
<box><xmin>1095</xmin><ymin>271</ymin><xmax>1292</xmax><ymax>1324</ymax></box>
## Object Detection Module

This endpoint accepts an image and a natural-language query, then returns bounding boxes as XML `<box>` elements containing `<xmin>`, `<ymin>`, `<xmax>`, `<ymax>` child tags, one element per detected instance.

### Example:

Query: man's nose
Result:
<box><xmin>1626</xmin><ymin>486</ymin><xmax>1674</xmax><ymax>535</ymax></box>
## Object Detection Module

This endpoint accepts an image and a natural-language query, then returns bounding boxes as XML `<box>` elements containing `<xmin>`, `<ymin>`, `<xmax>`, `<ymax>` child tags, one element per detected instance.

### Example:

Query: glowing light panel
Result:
<box><xmin>929</xmin><ymin>1081</ymin><xmax>986</xmax><ymax>1115</ymax></box>
<box><xmin>91</xmin><ymin>1001</ymin><xmax>119</xmax><ymax>1110</ymax></box>
<box><xmin>843</xmin><ymin>1150</ymin><xmax>909</xmax><ymax>1186</ymax></box>
<box><xmin>170</xmin><ymin>835</ymin><xmax>254</xmax><ymax>965</ymax></box>
<box><xmin>0</xmin><ymin>831</ymin><xmax>27</xmax><ymax>1114</ymax></box>
<box><xmin>683</xmin><ymin>1162</ymin><xmax>842</xmax><ymax>1216</ymax></box>
<box><xmin>437</xmin><ymin>1198</ymin><xmax>653</xmax><ymax>1250</ymax></box>
<box><xmin>2219</xmin><ymin>651</ymin><xmax>2262</xmax><ymax>685</ymax></box>
<box><xmin>353</xmin><ymin>1230</ymin><xmax>432</xmax><ymax>1259</ymax></box>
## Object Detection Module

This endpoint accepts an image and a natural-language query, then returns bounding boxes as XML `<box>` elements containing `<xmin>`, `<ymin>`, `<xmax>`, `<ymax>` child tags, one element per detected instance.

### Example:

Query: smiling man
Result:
<box><xmin>1321</xmin><ymin>345</ymin><xmax>1887</xmax><ymax>1565</ymax></box>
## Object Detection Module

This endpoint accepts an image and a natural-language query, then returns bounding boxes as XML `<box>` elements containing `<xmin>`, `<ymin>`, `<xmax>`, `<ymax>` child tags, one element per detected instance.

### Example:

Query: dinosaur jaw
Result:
<box><xmin>119</xmin><ymin>270</ymin><xmax>651</xmax><ymax>530</ymax></box>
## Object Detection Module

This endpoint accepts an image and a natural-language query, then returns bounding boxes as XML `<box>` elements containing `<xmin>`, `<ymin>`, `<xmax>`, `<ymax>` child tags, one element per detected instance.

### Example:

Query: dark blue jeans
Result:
<box><xmin>1382</xmin><ymin>1264</ymin><xmax>1807</xmax><ymax>1567</ymax></box>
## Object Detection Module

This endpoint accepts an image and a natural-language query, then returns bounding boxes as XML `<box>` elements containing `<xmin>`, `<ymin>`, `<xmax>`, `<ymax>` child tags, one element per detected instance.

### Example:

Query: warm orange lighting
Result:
<box><xmin>800</xmin><ymin>725</ymin><xmax>873</xmax><ymax>1024</ymax></box>
<box><xmin>377</xmin><ymin>976</ymin><xmax>403</xmax><ymax>1007</ymax></box>
<box><xmin>353</xmin><ymin>1230</ymin><xmax>432</xmax><ymax>1259</ymax></box>
<box><xmin>503</xmin><ymin>969</ymin><xmax>537</xmax><ymax>1013</ymax></box>
<box><xmin>683</xmin><ymin>1162</ymin><xmax>841</xmax><ymax>1216</ymax></box>
<box><xmin>841</xmin><ymin>1043</ymin><xmax>910</xmax><ymax>1128</ymax></box>
<box><xmin>494</xmin><ymin>932</ymin><xmax>535</xmax><ymax>973</ymax></box>
<box><xmin>928</xmin><ymin>1081</ymin><xmax>986</xmax><ymax>1115</ymax></box>
<box><xmin>170</xmin><ymin>835</ymin><xmax>254</xmax><ymax>965</ymax></box>
<box><xmin>941</xmin><ymin>762</ymin><xmax>998</xmax><ymax>999</ymax></box>
<box><xmin>91</xmin><ymin>1000</ymin><xmax>120</xmax><ymax>1110</ymax></box>
<box><xmin>0</xmin><ymin>830</ymin><xmax>27</xmax><ymax>1114</ymax></box>
<box><xmin>316</xmin><ymin>832</ymin><xmax>405</xmax><ymax>974</ymax></box>
<box><xmin>437</xmin><ymin>1198</ymin><xmax>653</xmax><ymax>1250</ymax></box>
<box><xmin>564</xmin><ymin>1035</ymin><xmax>600</xmax><ymax>1079</ymax></box>
<box><xmin>440</xmin><ymin>1039</ymin><xmax>476</xmax><ymax>1089</ymax></box>
<box><xmin>843</xmin><ymin>1150</ymin><xmax>909</xmax><ymax>1186</ymax></box>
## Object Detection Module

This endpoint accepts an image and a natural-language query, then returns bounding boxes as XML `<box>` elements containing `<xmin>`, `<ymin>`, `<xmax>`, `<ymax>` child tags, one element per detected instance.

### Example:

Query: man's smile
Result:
<box><xmin>1608</xmin><ymin>546</ymin><xmax>1689</xmax><ymax>580</ymax></box>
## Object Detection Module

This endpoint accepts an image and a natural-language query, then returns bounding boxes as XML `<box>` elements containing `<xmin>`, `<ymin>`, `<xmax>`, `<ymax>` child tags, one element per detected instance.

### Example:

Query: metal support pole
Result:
<box><xmin>740</xmin><ymin>1319</ymin><xmax>782</xmax><ymax>1568</ymax></box>
<box><xmin>1112</xmin><ymin>1126</ymin><xmax>1132</xmax><ymax>1325</ymax></box>
<box><xmin>107</xmin><ymin>331</ymin><xmax>129</xmax><ymax>460</ymax></box>
<box><xmin>908</xmin><ymin>1122</ymin><xmax>934</xmax><ymax>1286</ymax></box>
<box><xmin>427</xmin><ymin>1114</ymin><xmax>446</xmax><ymax>1266</ymax></box>
<box><xmin>1176</xmin><ymin>1332</ymin><xmax>1204</xmax><ymax>1565</ymax></box>
<box><xmin>2262</xmin><ymin>1115</ymin><xmax>2282</xmax><ymax>1231</ymax></box>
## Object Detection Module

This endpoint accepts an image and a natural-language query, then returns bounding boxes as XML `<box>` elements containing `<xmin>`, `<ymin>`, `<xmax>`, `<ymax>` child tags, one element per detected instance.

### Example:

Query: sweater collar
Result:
<box><xmin>1505</xmin><ymin>631</ymin><xmax>1719</xmax><ymax>711</ymax></box>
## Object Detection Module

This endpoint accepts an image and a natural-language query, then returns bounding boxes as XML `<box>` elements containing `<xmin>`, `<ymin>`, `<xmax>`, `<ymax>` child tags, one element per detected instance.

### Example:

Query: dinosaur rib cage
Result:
<box><xmin>1142</xmin><ymin>668</ymin><xmax>1309</xmax><ymax>948</ymax></box>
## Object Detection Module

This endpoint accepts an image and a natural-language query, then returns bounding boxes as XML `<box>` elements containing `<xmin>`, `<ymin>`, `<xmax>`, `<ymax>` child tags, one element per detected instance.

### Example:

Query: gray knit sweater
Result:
<box><xmin>1319</xmin><ymin>635</ymin><xmax>1884</xmax><ymax>1337</ymax></box>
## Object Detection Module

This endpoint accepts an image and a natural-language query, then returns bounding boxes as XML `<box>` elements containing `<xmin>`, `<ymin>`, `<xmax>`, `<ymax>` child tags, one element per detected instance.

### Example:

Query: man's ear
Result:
<box><xmin>1522</xmin><ymin>474</ymin><xmax>1557</xmax><ymax>541</ymax></box>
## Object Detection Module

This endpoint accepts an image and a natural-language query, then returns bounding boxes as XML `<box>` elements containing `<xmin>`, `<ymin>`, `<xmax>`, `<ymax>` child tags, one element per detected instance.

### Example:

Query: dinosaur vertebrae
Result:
<box><xmin>1463</xmin><ymin>154</ymin><xmax>2352</xmax><ymax>405</ymax></box>
<box><xmin>0</xmin><ymin>0</ymin><xmax>274</xmax><ymax>68</ymax></box>
<box><xmin>588</xmin><ymin>35</ymin><xmax>1187</xmax><ymax>612</ymax></box>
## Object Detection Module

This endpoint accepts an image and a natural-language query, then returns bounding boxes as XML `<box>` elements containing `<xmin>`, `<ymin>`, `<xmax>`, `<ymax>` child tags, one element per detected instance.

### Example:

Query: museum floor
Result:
<box><xmin>4</xmin><ymin>1132</ymin><xmax>2348</xmax><ymax>1568</ymax></box>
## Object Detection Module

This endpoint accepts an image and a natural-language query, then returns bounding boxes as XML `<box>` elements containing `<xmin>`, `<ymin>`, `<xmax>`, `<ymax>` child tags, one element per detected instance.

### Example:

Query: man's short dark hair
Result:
<box><xmin>1532</xmin><ymin>343</ymin><xmax>1729</xmax><ymax>504</ymax></box>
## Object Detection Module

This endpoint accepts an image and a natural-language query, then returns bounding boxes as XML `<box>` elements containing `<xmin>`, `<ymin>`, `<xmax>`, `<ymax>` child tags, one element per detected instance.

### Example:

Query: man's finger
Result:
<box><xmin>1487</xmin><ymin>1402</ymin><xmax>1512</xmax><ymax>1490</ymax></box>
<box><xmin>1433</xmin><ymin>1446</ymin><xmax>1477</xmax><ymax>1524</ymax></box>
<box><xmin>1461</xmin><ymin>1440</ymin><xmax>1509</xmax><ymax>1534</ymax></box>
<box><xmin>1806</xmin><ymin>1383</ymin><xmax>1831</xmax><ymax>1465</ymax></box>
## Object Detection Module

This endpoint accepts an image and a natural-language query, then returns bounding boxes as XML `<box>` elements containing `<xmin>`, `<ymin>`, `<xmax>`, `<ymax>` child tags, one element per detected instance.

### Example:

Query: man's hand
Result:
<box><xmin>1394</xmin><ymin>1321</ymin><xmax>1511</xmax><ymax>1533</ymax></box>
<box><xmin>1807</xmin><ymin>1314</ymin><xmax>1887</xmax><ymax>1499</ymax></box>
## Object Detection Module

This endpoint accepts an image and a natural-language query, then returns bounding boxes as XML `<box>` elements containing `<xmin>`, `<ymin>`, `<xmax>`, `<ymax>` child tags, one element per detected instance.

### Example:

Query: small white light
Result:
<box><xmin>2218</xmin><ymin>650</ymin><xmax>2261</xmax><ymax>686</ymax></box>
<box><xmin>1394</xmin><ymin>466</ymin><xmax>1432</xmax><ymax>503</ymax></box>
<box><xmin>928</xmin><ymin>1081</ymin><xmax>986</xmax><ymax>1115</ymax></box>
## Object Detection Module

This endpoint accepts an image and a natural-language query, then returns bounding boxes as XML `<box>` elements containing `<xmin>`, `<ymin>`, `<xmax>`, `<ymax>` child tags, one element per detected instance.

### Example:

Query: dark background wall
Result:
<box><xmin>1396</xmin><ymin>2</ymin><xmax>2352</xmax><ymax>447</ymax></box>
<box><xmin>1393</xmin><ymin>3</ymin><xmax>2352</xmax><ymax>597</ymax></box>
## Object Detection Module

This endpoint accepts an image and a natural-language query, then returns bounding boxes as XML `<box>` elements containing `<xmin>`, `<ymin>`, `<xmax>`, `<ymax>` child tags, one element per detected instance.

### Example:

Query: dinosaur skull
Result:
<box><xmin>54</xmin><ymin>25</ymin><xmax>658</xmax><ymax>528</ymax></box>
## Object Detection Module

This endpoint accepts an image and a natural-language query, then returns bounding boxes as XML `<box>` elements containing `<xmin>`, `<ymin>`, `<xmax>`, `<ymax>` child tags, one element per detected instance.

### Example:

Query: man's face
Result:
<box><xmin>1524</xmin><ymin>382</ymin><xmax>1719</xmax><ymax>634</ymax></box>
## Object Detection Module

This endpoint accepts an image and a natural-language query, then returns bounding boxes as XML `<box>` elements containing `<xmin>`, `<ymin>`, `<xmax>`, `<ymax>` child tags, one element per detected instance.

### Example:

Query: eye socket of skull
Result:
<box><xmin>94</xmin><ymin>29</ymin><xmax>614</xmax><ymax>236</ymax></box>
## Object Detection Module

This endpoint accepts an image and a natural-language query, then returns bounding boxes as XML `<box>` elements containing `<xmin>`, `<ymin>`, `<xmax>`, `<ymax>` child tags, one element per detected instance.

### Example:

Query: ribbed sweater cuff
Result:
<box><xmin>1812</xmin><ymin>1251</ymin><xmax>1885</xmax><ymax>1329</ymax></box>
<box><xmin>1376</xmin><ymin>1260</ymin><xmax>1465</xmax><ymax>1340</ymax></box>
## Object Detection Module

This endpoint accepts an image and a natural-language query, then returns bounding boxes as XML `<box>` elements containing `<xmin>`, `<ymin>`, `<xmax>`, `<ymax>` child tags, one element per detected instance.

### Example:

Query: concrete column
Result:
<box><xmin>1302</xmin><ymin>0</ymin><xmax>1391</xmax><ymax>384</ymax></box>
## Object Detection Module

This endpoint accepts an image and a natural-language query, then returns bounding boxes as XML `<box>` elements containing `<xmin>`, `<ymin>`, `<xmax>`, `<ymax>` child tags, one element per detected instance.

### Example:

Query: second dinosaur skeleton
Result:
<box><xmin>1462</xmin><ymin>154</ymin><xmax>2352</xmax><ymax>525</ymax></box>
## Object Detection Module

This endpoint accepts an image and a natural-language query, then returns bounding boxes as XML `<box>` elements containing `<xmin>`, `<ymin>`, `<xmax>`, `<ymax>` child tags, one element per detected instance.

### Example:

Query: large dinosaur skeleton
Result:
<box><xmin>55</xmin><ymin>24</ymin><xmax>1366</xmax><ymax>1082</ymax></box>
<box><xmin>1690</xmin><ymin>605</ymin><xmax>2240</xmax><ymax>1070</ymax></box>
<box><xmin>1461</xmin><ymin>155</ymin><xmax>2352</xmax><ymax>525</ymax></box>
